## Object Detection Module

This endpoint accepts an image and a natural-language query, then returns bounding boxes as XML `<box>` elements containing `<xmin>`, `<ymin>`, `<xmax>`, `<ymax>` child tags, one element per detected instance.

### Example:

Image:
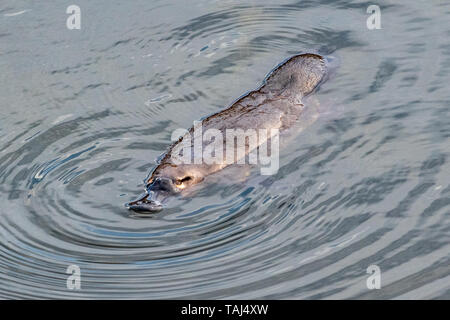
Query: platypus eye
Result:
<box><xmin>175</xmin><ymin>176</ymin><xmax>192</xmax><ymax>185</ymax></box>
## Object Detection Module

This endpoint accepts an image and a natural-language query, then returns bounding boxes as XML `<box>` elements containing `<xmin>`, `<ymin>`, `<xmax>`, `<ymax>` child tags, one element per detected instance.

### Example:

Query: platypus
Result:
<box><xmin>127</xmin><ymin>53</ymin><xmax>328</xmax><ymax>212</ymax></box>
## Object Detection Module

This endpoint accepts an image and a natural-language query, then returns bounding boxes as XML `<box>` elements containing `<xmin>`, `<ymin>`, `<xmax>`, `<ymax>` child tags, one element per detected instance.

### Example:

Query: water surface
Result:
<box><xmin>1</xmin><ymin>0</ymin><xmax>449</xmax><ymax>299</ymax></box>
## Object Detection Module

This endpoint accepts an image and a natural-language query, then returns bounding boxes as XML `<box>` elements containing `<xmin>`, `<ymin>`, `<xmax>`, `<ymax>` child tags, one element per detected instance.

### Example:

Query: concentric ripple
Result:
<box><xmin>0</xmin><ymin>0</ymin><xmax>449</xmax><ymax>299</ymax></box>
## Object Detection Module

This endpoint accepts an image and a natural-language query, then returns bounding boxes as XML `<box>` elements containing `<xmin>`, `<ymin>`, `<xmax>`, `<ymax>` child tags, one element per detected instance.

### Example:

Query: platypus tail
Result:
<box><xmin>263</xmin><ymin>53</ymin><xmax>327</xmax><ymax>97</ymax></box>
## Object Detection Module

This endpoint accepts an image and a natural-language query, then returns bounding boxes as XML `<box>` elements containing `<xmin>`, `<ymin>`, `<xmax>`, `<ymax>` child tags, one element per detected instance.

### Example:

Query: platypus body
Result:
<box><xmin>127</xmin><ymin>53</ymin><xmax>328</xmax><ymax>212</ymax></box>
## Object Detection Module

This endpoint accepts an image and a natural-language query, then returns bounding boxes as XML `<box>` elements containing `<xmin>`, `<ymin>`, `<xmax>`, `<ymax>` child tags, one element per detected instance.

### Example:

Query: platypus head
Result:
<box><xmin>126</xmin><ymin>163</ymin><xmax>209</xmax><ymax>213</ymax></box>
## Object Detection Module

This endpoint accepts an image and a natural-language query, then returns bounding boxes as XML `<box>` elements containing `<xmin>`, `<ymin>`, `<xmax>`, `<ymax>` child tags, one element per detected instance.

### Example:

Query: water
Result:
<box><xmin>1</xmin><ymin>0</ymin><xmax>449</xmax><ymax>299</ymax></box>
